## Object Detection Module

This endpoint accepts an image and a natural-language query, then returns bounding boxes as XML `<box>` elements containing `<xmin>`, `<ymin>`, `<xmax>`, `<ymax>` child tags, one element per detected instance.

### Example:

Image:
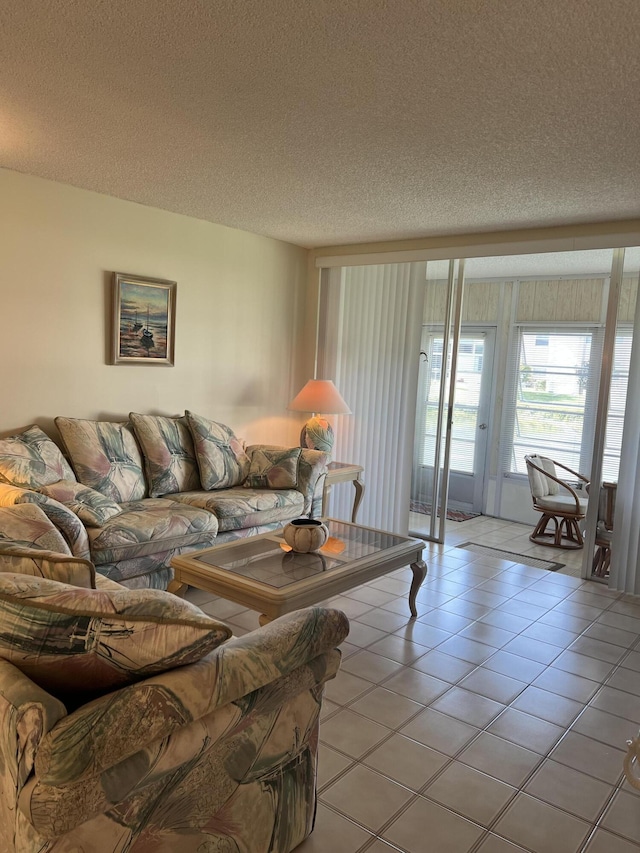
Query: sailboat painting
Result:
<box><xmin>111</xmin><ymin>272</ymin><xmax>176</xmax><ymax>365</ymax></box>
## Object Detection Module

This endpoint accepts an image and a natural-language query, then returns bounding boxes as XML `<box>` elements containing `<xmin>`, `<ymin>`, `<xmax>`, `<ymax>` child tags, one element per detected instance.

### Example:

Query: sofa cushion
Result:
<box><xmin>0</xmin><ymin>425</ymin><xmax>75</xmax><ymax>489</ymax></box>
<box><xmin>87</xmin><ymin>498</ymin><xmax>218</xmax><ymax>564</ymax></box>
<box><xmin>38</xmin><ymin>479</ymin><xmax>123</xmax><ymax>527</ymax></box>
<box><xmin>0</xmin><ymin>546</ymin><xmax>95</xmax><ymax>588</ymax></box>
<box><xmin>245</xmin><ymin>447</ymin><xmax>301</xmax><ymax>489</ymax></box>
<box><xmin>55</xmin><ymin>417</ymin><xmax>147</xmax><ymax>503</ymax></box>
<box><xmin>0</xmin><ymin>573</ymin><xmax>232</xmax><ymax>704</ymax></box>
<box><xmin>185</xmin><ymin>410</ymin><xmax>250</xmax><ymax>490</ymax></box>
<box><xmin>0</xmin><ymin>503</ymin><xmax>72</xmax><ymax>554</ymax></box>
<box><xmin>130</xmin><ymin>413</ymin><xmax>201</xmax><ymax>497</ymax></box>
<box><xmin>170</xmin><ymin>487</ymin><xmax>304</xmax><ymax>532</ymax></box>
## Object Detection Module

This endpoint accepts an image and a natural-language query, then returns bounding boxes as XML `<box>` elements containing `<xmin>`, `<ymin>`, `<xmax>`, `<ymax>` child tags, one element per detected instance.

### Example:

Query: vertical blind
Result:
<box><xmin>323</xmin><ymin>263</ymin><xmax>426</xmax><ymax>533</ymax></box>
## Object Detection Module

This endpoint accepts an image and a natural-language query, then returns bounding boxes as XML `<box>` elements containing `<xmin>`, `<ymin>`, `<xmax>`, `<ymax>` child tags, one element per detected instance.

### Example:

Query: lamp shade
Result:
<box><xmin>288</xmin><ymin>380</ymin><xmax>351</xmax><ymax>415</ymax></box>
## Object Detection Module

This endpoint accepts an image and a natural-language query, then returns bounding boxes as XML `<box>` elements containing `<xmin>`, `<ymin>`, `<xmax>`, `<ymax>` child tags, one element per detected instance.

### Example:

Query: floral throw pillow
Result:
<box><xmin>38</xmin><ymin>480</ymin><xmax>122</xmax><ymax>527</ymax></box>
<box><xmin>244</xmin><ymin>448</ymin><xmax>301</xmax><ymax>489</ymax></box>
<box><xmin>0</xmin><ymin>574</ymin><xmax>232</xmax><ymax>704</ymax></box>
<box><xmin>185</xmin><ymin>411</ymin><xmax>250</xmax><ymax>490</ymax></box>
<box><xmin>0</xmin><ymin>425</ymin><xmax>75</xmax><ymax>489</ymax></box>
<box><xmin>129</xmin><ymin>413</ymin><xmax>201</xmax><ymax>497</ymax></box>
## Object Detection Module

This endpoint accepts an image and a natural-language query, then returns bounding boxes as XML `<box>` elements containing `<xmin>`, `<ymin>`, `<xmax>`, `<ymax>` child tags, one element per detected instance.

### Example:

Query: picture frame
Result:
<box><xmin>111</xmin><ymin>272</ymin><xmax>176</xmax><ymax>366</ymax></box>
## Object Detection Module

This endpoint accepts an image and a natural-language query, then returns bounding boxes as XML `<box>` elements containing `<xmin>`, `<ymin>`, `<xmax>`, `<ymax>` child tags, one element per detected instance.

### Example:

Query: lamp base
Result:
<box><xmin>300</xmin><ymin>416</ymin><xmax>334</xmax><ymax>452</ymax></box>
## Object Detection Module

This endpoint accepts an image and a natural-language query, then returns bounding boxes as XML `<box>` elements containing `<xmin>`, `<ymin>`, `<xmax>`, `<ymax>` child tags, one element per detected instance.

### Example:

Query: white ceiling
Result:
<box><xmin>2</xmin><ymin>1</ymin><xmax>640</xmax><ymax>248</ymax></box>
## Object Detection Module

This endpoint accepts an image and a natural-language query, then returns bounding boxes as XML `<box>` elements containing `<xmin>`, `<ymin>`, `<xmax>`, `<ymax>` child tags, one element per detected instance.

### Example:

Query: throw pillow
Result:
<box><xmin>0</xmin><ymin>425</ymin><xmax>75</xmax><ymax>489</ymax></box>
<box><xmin>55</xmin><ymin>418</ymin><xmax>147</xmax><ymax>503</ymax></box>
<box><xmin>0</xmin><ymin>574</ymin><xmax>232</xmax><ymax>704</ymax></box>
<box><xmin>38</xmin><ymin>480</ymin><xmax>123</xmax><ymax>527</ymax></box>
<box><xmin>129</xmin><ymin>413</ymin><xmax>201</xmax><ymax>497</ymax></box>
<box><xmin>185</xmin><ymin>410</ymin><xmax>250</xmax><ymax>490</ymax></box>
<box><xmin>244</xmin><ymin>448</ymin><xmax>301</xmax><ymax>489</ymax></box>
<box><xmin>0</xmin><ymin>547</ymin><xmax>95</xmax><ymax>588</ymax></box>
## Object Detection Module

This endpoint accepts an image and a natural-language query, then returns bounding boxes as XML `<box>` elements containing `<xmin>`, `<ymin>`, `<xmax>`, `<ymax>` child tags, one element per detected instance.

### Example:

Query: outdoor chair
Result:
<box><xmin>592</xmin><ymin>481</ymin><xmax>616</xmax><ymax>577</ymax></box>
<box><xmin>525</xmin><ymin>454</ymin><xmax>589</xmax><ymax>549</ymax></box>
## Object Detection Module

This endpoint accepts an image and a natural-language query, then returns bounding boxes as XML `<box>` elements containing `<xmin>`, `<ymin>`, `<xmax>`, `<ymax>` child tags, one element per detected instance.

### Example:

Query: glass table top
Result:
<box><xmin>193</xmin><ymin>519</ymin><xmax>415</xmax><ymax>589</ymax></box>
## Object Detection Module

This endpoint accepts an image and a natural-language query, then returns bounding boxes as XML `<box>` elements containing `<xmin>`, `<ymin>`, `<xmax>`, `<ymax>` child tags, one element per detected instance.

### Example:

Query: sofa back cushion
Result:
<box><xmin>185</xmin><ymin>410</ymin><xmax>250</xmax><ymax>490</ymax></box>
<box><xmin>130</xmin><ymin>413</ymin><xmax>201</xmax><ymax>497</ymax></box>
<box><xmin>0</xmin><ymin>573</ymin><xmax>232</xmax><ymax>704</ymax></box>
<box><xmin>55</xmin><ymin>418</ymin><xmax>147</xmax><ymax>503</ymax></box>
<box><xmin>38</xmin><ymin>480</ymin><xmax>123</xmax><ymax>527</ymax></box>
<box><xmin>0</xmin><ymin>425</ymin><xmax>75</xmax><ymax>489</ymax></box>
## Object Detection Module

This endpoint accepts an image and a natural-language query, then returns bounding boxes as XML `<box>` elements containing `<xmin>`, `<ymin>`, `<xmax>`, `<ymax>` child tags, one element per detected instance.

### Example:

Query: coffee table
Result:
<box><xmin>171</xmin><ymin>518</ymin><xmax>427</xmax><ymax>624</ymax></box>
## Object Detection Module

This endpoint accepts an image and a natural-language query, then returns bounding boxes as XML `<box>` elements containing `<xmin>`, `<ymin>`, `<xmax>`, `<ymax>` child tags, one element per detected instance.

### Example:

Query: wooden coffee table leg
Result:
<box><xmin>259</xmin><ymin>614</ymin><xmax>271</xmax><ymax>627</ymax></box>
<box><xmin>409</xmin><ymin>559</ymin><xmax>428</xmax><ymax>618</ymax></box>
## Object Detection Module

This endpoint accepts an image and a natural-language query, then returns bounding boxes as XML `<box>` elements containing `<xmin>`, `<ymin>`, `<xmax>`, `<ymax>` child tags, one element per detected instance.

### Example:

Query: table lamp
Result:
<box><xmin>288</xmin><ymin>379</ymin><xmax>351</xmax><ymax>453</ymax></box>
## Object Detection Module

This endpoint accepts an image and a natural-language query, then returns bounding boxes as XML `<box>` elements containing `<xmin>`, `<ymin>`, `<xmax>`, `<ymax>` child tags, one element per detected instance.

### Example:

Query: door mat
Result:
<box><xmin>457</xmin><ymin>542</ymin><xmax>565</xmax><ymax>571</ymax></box>
<box><xmin>410</xmin><ymin>501</ymin><xmax>481</xmax><ymax>523</ymax></box>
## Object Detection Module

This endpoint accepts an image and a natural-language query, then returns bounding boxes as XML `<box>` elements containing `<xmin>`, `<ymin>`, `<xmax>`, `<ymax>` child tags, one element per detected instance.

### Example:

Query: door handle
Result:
<box><xmin>478</xmin><ymin>423</ymin><xmax>487</xmax><ymax>430</ymax></box>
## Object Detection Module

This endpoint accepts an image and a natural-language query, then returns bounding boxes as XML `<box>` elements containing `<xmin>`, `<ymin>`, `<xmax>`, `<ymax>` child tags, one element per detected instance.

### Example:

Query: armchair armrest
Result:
<box><xmin>0</xmin><ymin>660</ymin><xmax>67</xmax><ymax>846</ymax></box>
<box><xmin>35</xmin><ymin>606</ymin><xmax>349</xmax><ymax>785</ymax></box>
<box><xmin>246</xmin><ymin>445</ymin><xmax>329</xmax><ymax>516</ymax></box>
<box><xmin>526</xmin><ymin>457</ymin><xmax>589</xmax><ymax>514</ymax></box>
<box><xmin>0</xmin><ymin>483</ymin><xmax>90</xmax><ymax>560</ymax></box>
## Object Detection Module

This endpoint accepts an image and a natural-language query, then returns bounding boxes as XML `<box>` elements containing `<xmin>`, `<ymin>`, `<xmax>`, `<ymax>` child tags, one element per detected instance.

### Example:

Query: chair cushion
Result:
<box><xmin>87</xmin><ymin>498</ymin><xmax>218</xmax><ymax>563</ymax></box>
<box><xmin>244</xmin><ymin>447</ymin><xmax>301</xmax><ymax>489</ymax></box>
<box><xmin>38</xmin><ymin>480</ymin><xmax>123</xmax><ymax>527</ymax></box>
<box><xmin>535</xmin><ymin>494</ymin><xmax>588</xmax><ymax>514</ymax></box>
<box><xmin>0</xmin><ymin>504</ymin><xmax>71</xmax><ymax>553</ymax></box>
<box><xmin>170</xmin><ymin>487</ymin><xmax>304</xmax><ymax>532</ymax></box>
<box><xmin>56</xmin><ymin>417</ymin><xmax>147</xmax><ymax>503</ymax></box>
<box><xmin>0</xmin><ymin>573</ymin><xmax>232</xmax><ymax>704</ymax></box>
<box><xmin>0</xmin><ymin>425</ymin><xmax>75</xmax><ymax>489</ymax></box>
<box><xmin>0</xmin><ymin>546</ymin><xmax>95</xmax><ymax>588</ymax></box>
<box><xmin>129</xmin><ymin>413</ymin><xmax>201</xmax><ymax>497</ymax></box>
<box><xmin>185</xmin><ymin>410</ymin><xmax>250</xmax><ymax>490</ymax></box>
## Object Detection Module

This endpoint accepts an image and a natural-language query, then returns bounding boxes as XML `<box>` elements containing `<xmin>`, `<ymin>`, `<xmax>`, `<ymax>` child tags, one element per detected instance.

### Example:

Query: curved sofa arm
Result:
<box><xmin>0</xmin><ymin>660</ymin><xmax>67</xmax><ymax>849</ymax></box>
<box><xmin>35</xmin><ymin>606</ymin><xmax>349</xmax><ymax>785</ymax></box>
<box><xmin>0</xmin><ymin>484</ymin><xmax>91</xmax><ymax>560</ymax></box>
<box><xmin>246</xmin><ymin>445</ymin><xmax>329</xmax><ymax>517</ymax></box>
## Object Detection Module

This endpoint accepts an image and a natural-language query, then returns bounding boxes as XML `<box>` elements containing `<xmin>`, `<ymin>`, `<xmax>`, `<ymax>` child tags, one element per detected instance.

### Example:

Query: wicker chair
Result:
<box><xmin>525</xmin><ymin>454</ymin><xmax>590</xmax><ymax>549</ymax></box>
<box><xmin>592</xmin><ymin>481</ymin><xmax>616</xmax><ymax>577</ymax></box>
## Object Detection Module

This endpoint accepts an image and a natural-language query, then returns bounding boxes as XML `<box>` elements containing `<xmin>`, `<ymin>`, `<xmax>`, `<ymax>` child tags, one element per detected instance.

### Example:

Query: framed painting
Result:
<box><xmin>111</xmin><ymin>272</ymin><xmax>176</xmax><ymax>365</ymax></box>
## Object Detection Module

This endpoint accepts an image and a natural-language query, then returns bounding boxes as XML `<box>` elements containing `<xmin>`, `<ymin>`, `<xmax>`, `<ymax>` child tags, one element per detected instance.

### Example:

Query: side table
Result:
<box><xmin>322</xmin><ymin>461</ymin><xmax>365</xmax><ymax>522</ymax></box>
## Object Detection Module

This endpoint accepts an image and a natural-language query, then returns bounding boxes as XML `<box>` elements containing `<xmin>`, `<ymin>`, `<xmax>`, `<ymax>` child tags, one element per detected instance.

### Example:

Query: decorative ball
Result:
<box><xmin>283</xmin><ymin>518</ymin><xmax>329</xmax><ymax>553</ymax></box>
<box><xmin>300</xmin><ymin>416</ymin><xmax>334</xmax><ymax>452</ymax></box>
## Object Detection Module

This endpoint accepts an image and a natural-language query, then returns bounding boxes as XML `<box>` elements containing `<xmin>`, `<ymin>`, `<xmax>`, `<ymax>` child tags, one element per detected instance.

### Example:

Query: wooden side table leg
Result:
<box><xmin>351</xmin><ymin>477</ymin><xmax>365</xmax><ymax>522</ymax></box>
<box><xmin>258</xmin><ymin>614</ymin><xmax>272</xmax><ymax>626</ymax></box>
<box><xmin>408</xmin><ymin>559</ymin><xmax>428</xmax><ymax>618</ymax></box>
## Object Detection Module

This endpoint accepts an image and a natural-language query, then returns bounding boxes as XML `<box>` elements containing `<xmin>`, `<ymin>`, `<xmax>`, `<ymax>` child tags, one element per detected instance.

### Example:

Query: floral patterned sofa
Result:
<box><xmin>0</xmin><ymin>411</ymin><xmax>328</xmax><ymax>590</ymax></box>
<box><xmin>0</xmin><ymin>503</ymin><xmax>349</xmax><ymax>853</ymax></box>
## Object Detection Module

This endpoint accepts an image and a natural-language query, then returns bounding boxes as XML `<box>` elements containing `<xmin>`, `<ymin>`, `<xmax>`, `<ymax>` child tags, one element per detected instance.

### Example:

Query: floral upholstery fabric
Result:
<box><xmin>0</xmin><ymin>573</ymin><xmax>232</xmax><ymax>705</ymax></box>
<box><xmin>247</xmin><ymin>444</ymin><xmax>329</xmax><ymax>516</ymax></box>
<box><xmin>0</xmin><ymin>425</ymin><xmax>75</xmax><ymax>489</ymax></box>
<box><xmin>245</xmin><ymin>446</ymin><xmax>302</xmax><ymax>489</ymax></box>
<box><xmin>170</xmin><ymin>487</ymin><xmax>304</xmax><ymax>532</ymax></box>
<box><xmin>0</xmin><ymin>483</ymin><xmax>91</xmax><ymax>560</ymax></box>
<box><xmin>38</xmin><ymin>480</ymin><xmax>122</xmax><ymax>527</ymax></box>
<box><xmin>0</xmin><ymin>606</ymin><xmax>348</xmax><ymax>851</ymax></box>
<box><xmin>87</xmin><ymin>498</ymin><xmax>218</xmax><ymax>564</ymax></box>
<box><xmin>129</xmin><ymin>413</ymin><xmax>201</xmax><ymax>497</ymax></box>
<box><xmin>0</xmin><ymin>504</ymin><xmax>71</xmax><ymax>553</ymax></box>
<box><xmin>55</xmin><ymin>417</ymin><xmax>147</xmax><ymax>503</ymax></box>
<box><xmin>0</xmin><ymin>546</ymin><xmax>95</xmax><ymax>589</ymax></box>
<box><xmin>185</xmin><ymin>410</ymin><xmax>251</xmax><ymax>490</ymax></box>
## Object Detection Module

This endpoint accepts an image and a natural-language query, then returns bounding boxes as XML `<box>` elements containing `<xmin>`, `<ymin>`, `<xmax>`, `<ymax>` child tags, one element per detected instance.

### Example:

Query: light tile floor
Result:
<box><xmin>186</xmin><ymin>516</ymin><xmax>640</xmax><ymax>853</ymax></box>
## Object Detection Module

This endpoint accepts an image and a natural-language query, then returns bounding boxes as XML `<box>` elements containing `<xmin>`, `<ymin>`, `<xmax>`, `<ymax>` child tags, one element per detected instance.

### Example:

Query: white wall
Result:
<box><xmin>0</xmin><ymin>169</ymin><xmax>310</xmax><ymax>445</ymax></box>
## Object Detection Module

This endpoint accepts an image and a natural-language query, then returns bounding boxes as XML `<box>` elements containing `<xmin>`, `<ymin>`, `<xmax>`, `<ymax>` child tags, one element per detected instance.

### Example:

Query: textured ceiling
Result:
<box><xmin>1</xmin><ymin>0</ymin><xmax>640</xmax><ymax>248</ymax></box>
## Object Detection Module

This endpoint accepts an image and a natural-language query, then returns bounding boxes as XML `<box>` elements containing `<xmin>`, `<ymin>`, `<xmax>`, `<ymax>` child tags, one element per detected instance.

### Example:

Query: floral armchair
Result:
<box><xmin>0</xmin><ymin>504</ymin><xmax>348</xmax><ymax>852</ymax></box>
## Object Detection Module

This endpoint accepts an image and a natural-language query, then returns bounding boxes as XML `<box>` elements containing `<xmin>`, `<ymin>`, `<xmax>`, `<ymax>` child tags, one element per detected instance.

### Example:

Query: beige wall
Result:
<box><xmin>0</xmin><ymin>169</ymin><xmax>309</xmax><ymax>445</ymax></box>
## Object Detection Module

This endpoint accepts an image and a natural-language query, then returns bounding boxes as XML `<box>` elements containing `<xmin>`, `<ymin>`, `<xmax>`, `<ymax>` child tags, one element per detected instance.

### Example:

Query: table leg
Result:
<box><xmin>408</xmin><ymin>559</ymin><xmax>428</xmax><ymax>618</ymax></box>
<box><xmin>259</xmin><ymin>614</ymin><xmax>271</xmax><ymax>626</ymax></box>
<box><xmin>352</xmin><ymin>478</ymin><xmax>365</xmax><ymax>522</ymax></box>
